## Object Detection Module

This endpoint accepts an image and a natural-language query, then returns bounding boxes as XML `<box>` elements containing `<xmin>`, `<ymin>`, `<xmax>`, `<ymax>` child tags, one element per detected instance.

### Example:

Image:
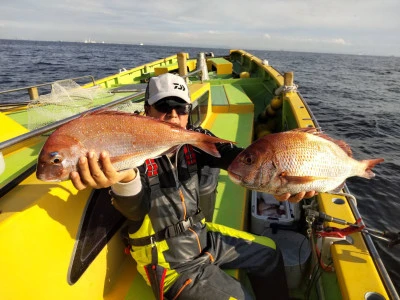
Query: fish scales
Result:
<box><xmin>275</xmin><ymin>133</ymin><xmax>354</xmax><ymax>178</ymax></box>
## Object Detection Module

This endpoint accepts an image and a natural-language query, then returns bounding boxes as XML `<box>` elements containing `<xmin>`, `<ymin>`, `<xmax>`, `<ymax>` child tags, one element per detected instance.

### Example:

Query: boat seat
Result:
<box><xmin>207</xmin><ymin>58</ymin><xmax>233</xmax><ymax>75</ymax></box>
<box><xmin>154</xmin><ymin>63</ymin><xmax>179</xmax><ymax>75</ymax></box>
<box><xmin>154</xmin><ymin>59</ymin><xmax>197</xmax><ymax>76</ymax></box>
<box><xmin>211</xmin><ymin>84</ymin><xmax>254</xmax><ymax>114</ymax></box>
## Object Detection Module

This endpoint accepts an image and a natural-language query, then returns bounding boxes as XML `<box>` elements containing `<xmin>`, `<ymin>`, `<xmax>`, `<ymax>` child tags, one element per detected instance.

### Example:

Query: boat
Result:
<box><xmin>0</xmin><ymin>50</ymin><xmax>399</xmax><ymax>300</ymax></box>
<box><xmin>84</xmin><ymin>38</ymin><xmax>97</xmax><ymax>43</ymax></box>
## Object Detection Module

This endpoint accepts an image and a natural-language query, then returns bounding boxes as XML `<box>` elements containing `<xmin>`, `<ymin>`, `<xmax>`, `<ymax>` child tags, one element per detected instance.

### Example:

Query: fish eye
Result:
<box><xmin>50</xmin><ymin>152</ymin><xmax>63</xmax><ymax>164</ymax></box>
<box><xmin>242</xmin><ymin>153</ymin><xmax>254</xmax><ymax>165</ymax></box>
<box><xmin>52</xmin><ymin>157</ymin><xmax>62</xmax><ymax>164</ymax></box>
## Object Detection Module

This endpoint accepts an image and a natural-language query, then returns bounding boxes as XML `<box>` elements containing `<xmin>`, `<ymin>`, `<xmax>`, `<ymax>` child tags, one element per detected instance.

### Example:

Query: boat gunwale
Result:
<box><xmin>0</xmin><ymin>91</ymin><xmax>145</xmax><ymax>152</ymax></box>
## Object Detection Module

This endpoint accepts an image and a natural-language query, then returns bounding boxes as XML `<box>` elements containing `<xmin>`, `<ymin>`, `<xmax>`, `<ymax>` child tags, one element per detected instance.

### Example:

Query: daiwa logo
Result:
<box><xmin>173</xmin><ymin>83</ymin><xmax>186</xmax><ymax>91</ymax></box>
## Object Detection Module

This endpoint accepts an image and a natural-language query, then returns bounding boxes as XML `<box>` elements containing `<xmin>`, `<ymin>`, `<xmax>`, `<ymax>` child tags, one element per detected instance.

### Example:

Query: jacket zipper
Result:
<box><xmin>179</xmin><ymin>189</ymin><xmax>187</xmax><ymax>220</ymax></box>
<box><xmin>166</xmin><ymin>154</ymin><xmax>188</xmax><ymax>220</ymax></box>
<box><xmin>172</xmin><ymin>279</ymin><xmax>192</xmax><ymax>300</ymax></box>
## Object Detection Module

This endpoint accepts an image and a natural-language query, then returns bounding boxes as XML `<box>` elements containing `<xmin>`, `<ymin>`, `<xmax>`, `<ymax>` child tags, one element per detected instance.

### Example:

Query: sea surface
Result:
<box><xmin>1</xmin><ymin>39</ymin><xmax>400</xmax><ymax>293</ymax></box>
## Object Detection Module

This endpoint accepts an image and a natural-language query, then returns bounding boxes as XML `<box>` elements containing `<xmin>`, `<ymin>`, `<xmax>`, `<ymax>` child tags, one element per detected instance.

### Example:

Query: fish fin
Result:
<box><xmin>328</xmin><ymin>182</ymin><xmax>346</xmax><ymax>193</ymax></box>
<box><xmin>291</xmin><ymin>127</ymin><xmax>320</xmax><ymax>134</ymax></box>
<box><xmin>280</xmin><ymin>172</ymin><xmax>328</xmax><ymax>184</ymax></box>
<box><xmin>191</xmin><ymin>132</ymin><xmax>236</xmax><ymax>157</ymax></box>
<box><xmin>291</xmin><ymin>127</ymin><xmax>353</xmax><ymax>157</ymax></box>
<box><xmin>360</xmin><ymin>158</ymin><xmax>384</xmax><ymax>179</ymax></box>
<box><xmin>192</xmin><ymin>142</ymin><xmax>221</xmax><ymax>158</ymax></box>
<box><xmin>158</xmin><ymin>146</ymin><xmax>180</xmax><ymax>156</ymax></box>
<box><xmin>320</xmin><ymin>135</ymin><xmax>353</xmax><ymax>157</ymax></box>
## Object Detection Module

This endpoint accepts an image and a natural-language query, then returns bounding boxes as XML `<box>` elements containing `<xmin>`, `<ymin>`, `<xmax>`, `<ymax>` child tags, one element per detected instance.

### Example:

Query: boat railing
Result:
<box><xmin>0</xmin><ymin>75</ymin><xmax>97</xmax><ymax>105</ymax></box>
<box><xmin>0</xmin><ymin>90</ymin><xmax>145</xmax><ymax>152</ymax></box>
<box><xmin>345</xmin><ymin>185</ymin><xmax>400</xmax><ymax>300</ymax></box>
<box><xmin>183</xmin><ymin>68</ymin><xmax>206</xmax><ymax>82</ymax></box>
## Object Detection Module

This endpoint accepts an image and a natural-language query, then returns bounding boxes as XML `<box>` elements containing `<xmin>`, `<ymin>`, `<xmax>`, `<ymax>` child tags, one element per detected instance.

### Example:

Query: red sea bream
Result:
<box><xmin>36</xmin><ymin>111</ymin><xmax>233</xmax><ymax>182</ymax></box>
<box><xmin>228</xmin><ymin>128</ymin><xmax>384</xmax><ymax>195</ymax></box>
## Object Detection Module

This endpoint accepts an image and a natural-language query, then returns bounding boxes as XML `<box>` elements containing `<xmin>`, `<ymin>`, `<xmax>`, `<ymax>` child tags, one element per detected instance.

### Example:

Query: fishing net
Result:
<box><xmin>27</xmin><ymin>80</ymin><xmax>143</xmax><ymax>130</ymax></box>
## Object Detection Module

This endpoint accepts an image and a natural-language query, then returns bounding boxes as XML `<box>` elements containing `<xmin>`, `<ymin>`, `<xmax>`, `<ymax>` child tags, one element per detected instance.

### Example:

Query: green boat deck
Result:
<box><xmin>206</xmin><ymin>78</ymin><xmax>255</xmax><ymax>230</ymax></box>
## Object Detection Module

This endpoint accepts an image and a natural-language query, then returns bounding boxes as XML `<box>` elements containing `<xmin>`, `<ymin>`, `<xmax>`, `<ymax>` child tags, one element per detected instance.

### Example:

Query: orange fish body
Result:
<box><xmin>228</xmin><ymin>129</ymin><xmax>384</xmax><ymax>195</ymax></box>
<box><xmin>36</xmin><ymin>111</ymin><xmax>233</xmax><ymax>182</ymax></box>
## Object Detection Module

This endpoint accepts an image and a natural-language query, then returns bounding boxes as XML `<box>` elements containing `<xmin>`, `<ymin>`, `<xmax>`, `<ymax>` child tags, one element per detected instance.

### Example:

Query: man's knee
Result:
<box><xmin>253</xmin><ymin>244</ymin><xmax>284</xmax><ymax>277</ymax></box>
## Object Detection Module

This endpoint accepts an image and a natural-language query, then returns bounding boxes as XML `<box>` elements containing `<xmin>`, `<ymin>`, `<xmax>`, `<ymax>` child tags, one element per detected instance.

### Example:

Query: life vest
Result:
<box><xmin>127</xmin><ymin>145</ymin><xmax>205</xmax><ymax>300</ymax></box>
<box><xmin>130</xmin><ymin>144</ymin><xmax>202</xmax><ymax>247</ymax></box>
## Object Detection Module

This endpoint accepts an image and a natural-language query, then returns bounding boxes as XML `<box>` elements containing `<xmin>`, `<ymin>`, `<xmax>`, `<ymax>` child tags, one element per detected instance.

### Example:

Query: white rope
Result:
<box><xmin>282</xmin><ymin>84</ymin><xmax>298</xmax><ymax>93</ymax></box>
<box><xmin>274</xmin><ymin>84</ymin><xmax>298</xmax><ymax>95</ymax></box>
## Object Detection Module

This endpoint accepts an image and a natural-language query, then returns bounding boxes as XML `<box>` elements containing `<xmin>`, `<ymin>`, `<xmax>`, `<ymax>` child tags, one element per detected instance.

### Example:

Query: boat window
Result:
<box><xmin>190</xmin><ymin>91</ymin><xmax>209</xmax><ymax>127</ymax></box>
<box><xmin>68</xmin><ymin>188</ymin><xmax>126</xmax><ymax>285</ymax></box>
<box><xmin>190</xmin><ymin>102</ymin><xmax>200</xmax><ymax>126</ymax></box>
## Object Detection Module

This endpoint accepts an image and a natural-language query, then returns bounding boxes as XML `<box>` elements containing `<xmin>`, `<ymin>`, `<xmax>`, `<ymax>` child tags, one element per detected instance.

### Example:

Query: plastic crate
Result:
<box><xmin>250</xmin><ymin>191</ymin><xmax>300</xmax><ymax>235</ymax></box>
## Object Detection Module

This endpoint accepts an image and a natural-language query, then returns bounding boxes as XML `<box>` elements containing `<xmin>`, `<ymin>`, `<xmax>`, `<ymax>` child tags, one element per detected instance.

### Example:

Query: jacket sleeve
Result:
<box><xmin>189</xmin><ymin>126</ymin><xmax>244</xmax><ymax>170</ymax></box>
<box><xmin>110</xmin><ymin>166</ymin><xmax>150</xmax><ymax>221</ymax></box>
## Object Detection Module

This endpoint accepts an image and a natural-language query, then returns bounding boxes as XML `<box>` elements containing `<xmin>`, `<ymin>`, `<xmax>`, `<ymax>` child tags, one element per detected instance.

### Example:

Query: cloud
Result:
<box><xmin>278</xmin><ymin>36</ymin><xmax>350</xmax><ymax>46</ymax></box>
<box><xmin>331</xmin><ymin>38</ymin><xmax>348</xmax><ymax>46</ymax></box>
<box><xmin>0</xmin><ymin>0</ymin><xmax>399</xmax><ymax>55</ymax></box>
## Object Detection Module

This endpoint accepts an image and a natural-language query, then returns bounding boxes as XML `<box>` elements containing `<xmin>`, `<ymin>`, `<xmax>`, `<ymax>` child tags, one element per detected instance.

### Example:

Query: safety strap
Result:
<box><xmin>129</xmin><ymin>210</ymin><xmax>204</xmax><ymax>247</ymax></box>
<box><xmin>144</xmin><ymin>145</ymin><xmax>198</xmax><ymax>186</ymax></box>
<box><xmin>145</xmin><ymin>158</ymin><xmax>160</xmax><ymax>187</ymax></box>
<box><xmin>184</xmin><ymin>144</ymin><xmax>197</xmax><ymax>175</ymax></box>
<box><xmin>184</xmin><ymin>144</ymin><xmax>197</xmax><ymax>165</ymax></box>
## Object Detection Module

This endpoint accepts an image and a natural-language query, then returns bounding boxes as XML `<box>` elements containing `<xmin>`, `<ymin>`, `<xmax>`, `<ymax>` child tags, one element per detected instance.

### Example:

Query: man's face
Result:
<box><xmin>147</xmin><ymin>100</ymin><xmax>190</xmax><ymax>128</ymax></box>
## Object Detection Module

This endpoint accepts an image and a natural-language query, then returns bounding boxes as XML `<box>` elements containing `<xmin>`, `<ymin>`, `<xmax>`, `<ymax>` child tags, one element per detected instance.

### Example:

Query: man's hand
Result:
<box><xmin>274</xmin><ymin>191</ymin><xmax>317</xmax><ymax>203</ymax></box>
<box><xmin>70</xmin><ymin>151</ymin><xmax>136</xmax><ymax>190</ymax></box>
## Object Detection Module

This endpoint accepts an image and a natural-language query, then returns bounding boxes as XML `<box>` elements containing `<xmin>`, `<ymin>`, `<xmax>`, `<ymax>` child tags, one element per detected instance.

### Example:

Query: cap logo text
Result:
<box><xmin>173</xmin><ymin>83</ymin><xmax>186</xmax><ymax>91</ymax></box>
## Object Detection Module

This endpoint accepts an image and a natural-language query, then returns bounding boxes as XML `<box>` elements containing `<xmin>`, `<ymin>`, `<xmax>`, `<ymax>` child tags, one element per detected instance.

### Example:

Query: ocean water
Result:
<box><xmin>1</xmin><ymin>39</ymin><xmax>399</xmax><ymax>292</ymax></box>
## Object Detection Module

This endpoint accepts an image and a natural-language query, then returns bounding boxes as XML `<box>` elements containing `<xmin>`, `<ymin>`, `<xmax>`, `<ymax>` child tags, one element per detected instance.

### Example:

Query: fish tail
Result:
<box><xmin>360</xmin><ymin>158</ymin><xmax>384</xmax><ymax>179</ymax></box>
<box><xmin>192</xmin><ymin>142</ymin><xmax>221</xmax><ymax>157</ymax></box>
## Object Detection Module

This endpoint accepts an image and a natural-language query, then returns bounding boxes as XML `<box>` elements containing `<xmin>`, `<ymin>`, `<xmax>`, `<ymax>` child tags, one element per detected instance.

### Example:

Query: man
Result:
<box><xmin>71</xmin><ymin>73</ymin><xmax>315</xmax><ymax>300</ymax></box>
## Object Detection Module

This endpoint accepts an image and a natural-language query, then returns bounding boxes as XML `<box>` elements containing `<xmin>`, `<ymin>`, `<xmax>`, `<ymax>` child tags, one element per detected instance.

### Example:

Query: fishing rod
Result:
<box><xmin>306</xmin><ymin>209</ymin><xmax>400</xmax><ymax>247</ymax></box>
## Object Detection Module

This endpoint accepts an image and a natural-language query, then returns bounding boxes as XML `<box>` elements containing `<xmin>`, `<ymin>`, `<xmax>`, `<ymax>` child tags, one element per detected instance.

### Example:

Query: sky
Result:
<box><xmin>1</xmin><ymin>0</ymin><xmax>399</xmax><ymax>56</ymax></box>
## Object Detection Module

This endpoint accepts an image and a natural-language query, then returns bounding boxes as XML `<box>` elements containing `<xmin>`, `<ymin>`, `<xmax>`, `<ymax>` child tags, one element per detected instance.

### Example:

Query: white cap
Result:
<box><xmin>146</xmin><ymin>73</ymin><xmax>191</xmax><ymax>105</ymax></box>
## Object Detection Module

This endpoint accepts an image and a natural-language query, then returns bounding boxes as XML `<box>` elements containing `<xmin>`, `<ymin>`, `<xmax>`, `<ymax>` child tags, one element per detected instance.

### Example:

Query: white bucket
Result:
<box><xmin>264</xmin><ymin>228</ymin><xmax>311</xmax><ymax>289</ymax></box>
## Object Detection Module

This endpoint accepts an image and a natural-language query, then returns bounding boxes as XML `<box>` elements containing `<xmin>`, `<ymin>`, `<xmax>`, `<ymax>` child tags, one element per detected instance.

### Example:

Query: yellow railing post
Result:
<box><xmin>177</xmin><ymin>52</ymin><xmax>188</xmax><ymax>82</ymax></box>
<box><xmin>28</xmin><ymin>87</ymin><xmax>39</xmax><ymax>100</ymax></box>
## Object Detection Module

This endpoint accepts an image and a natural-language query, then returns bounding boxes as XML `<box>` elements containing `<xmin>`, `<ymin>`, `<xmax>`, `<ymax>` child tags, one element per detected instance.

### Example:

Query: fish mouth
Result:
<box><xmin>228</xmin><ymin>171</ymin><xmax>242</xmax><ymax>184</ymax></box>
<box><xmin>228</xmin><ymin>171</ymin><xmax>261</xmax><ymax>189</ymax></box>
<box><xmin>36</xmin><ymin>173</ymin><xmax>62</xmax><ymax>182</ymax></box>
<box><xmin>43</xmin><ymin>178</ymin><xmax>62</xmax><ymax>183</ymax></box>
<box><xmin>36</xmin><ymin>168</ymin><xmax>64</xmax><ymax>182</ymax></box>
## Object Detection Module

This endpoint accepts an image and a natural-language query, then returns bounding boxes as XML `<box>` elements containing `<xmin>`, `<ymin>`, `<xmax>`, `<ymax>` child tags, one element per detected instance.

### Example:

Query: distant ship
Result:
<box><xmin>84</xmin><ymin>38</ymin><xmax>97</xmax><ymax>44</ymax></box>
